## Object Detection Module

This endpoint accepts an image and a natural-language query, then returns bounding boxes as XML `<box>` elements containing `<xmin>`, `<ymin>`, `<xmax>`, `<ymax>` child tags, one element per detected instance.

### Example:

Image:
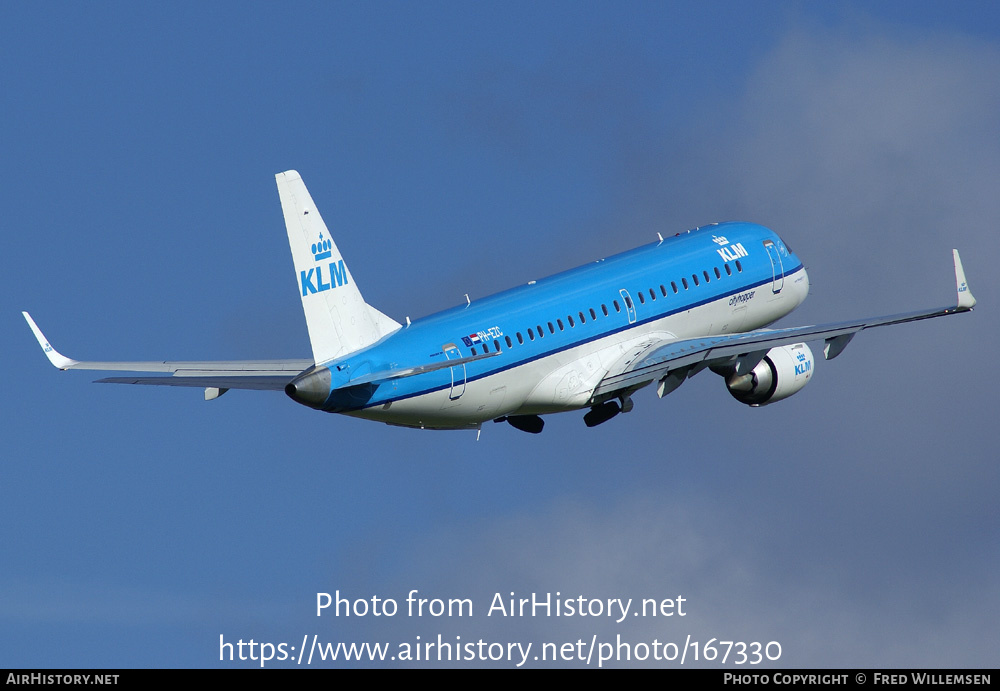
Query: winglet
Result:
<box><xmin>953</xmin><ymin>250</ymin><xmax>976</xmax><ymax>310</ymax></box>
<box><xmin>22</xmin><ymin>312</ymin><xmax>79</xmax><ymax>370</ymax></box>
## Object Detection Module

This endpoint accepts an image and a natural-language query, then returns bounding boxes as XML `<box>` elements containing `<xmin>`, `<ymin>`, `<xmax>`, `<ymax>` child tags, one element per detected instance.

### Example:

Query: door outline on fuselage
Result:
<box><xmin>442</xmin><ymin>343</ymin><xmax>466</xmax><ymax>400</ymax></box>
<box><xmin>763</xmin><ymin>239</ymin><xmax>784</xmax><ymax>294</ymax></box>
<box><xmin>619</xmin><ymin>289</ymin><xmax>637</xmax><ymax>324</ymax></box>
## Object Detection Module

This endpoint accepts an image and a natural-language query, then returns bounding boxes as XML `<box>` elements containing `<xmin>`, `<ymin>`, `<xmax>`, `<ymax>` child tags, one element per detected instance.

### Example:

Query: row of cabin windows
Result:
<box><xmin>467</xmin><ymin>259</ymin><xmax>743</xmax><ymax>356</ymax></box>
<box><xmin>635</xmin><ymin>260</ymin><xmax>743</xmax><ymax>306</ymax></box>
<box><xmin>471</xmin><ymin>301</ymin><xmax>619</xmax><ymax>356</ymax></box>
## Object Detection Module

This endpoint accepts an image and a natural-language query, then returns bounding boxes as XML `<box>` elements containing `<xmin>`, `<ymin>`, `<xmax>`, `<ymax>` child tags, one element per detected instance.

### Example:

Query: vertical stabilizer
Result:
<box><xmin>276</xmin><ymin>171</ymin><xmax>401</xmax><ymax>364</ymax></box>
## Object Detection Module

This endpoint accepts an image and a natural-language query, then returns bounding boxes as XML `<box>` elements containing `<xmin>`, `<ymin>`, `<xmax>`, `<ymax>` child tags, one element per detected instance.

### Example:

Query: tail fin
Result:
<box><xmin>276</xmin><ymin>170</ymin><xmax>401</xmax><ymax>364</ymax></box>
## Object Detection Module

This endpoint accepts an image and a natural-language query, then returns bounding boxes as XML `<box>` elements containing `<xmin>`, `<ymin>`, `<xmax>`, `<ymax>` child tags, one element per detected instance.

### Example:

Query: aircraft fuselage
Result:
<box><xmin>300</xmin><ymin>222</ymin><xmax>809</xmax><ymax>429</ymax></box>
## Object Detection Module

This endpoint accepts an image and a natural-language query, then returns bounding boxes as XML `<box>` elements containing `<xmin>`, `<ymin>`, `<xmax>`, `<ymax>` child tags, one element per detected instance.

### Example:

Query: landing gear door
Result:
<box><xmin>442</xmin><ymin>343</ymin><xmax>466</xmax><ymax>400</ymax></box>
<box><xmin>763</xmin><ymin>239</ymin><xmax>784</xmax><ymax>294</ymax></box>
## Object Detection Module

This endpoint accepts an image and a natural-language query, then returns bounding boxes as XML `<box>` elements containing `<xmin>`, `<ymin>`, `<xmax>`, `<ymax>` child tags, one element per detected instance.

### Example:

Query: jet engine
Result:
<box><xmin>725</xmin><ymin>343</ymin><xmax>814</xmax><ymax>406</ymax></box>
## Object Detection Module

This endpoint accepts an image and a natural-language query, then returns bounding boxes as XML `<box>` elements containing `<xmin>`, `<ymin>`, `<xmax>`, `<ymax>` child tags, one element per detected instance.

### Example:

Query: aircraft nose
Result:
<box><xmin>285</xmin><ymin>366</ymin><xmax>332</xmax><ymax>408</ymax></box>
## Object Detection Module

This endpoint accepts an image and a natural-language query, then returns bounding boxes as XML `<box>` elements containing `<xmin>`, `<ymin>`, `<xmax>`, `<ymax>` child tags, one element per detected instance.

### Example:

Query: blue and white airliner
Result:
<box><xmin>24</xmin><ymin>171</ymin><xmax>977</xmax><ymax>434</ymax></box>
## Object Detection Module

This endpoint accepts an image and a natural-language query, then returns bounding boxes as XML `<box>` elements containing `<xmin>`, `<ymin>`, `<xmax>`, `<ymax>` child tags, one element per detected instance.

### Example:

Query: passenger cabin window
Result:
<box><xmin>557</xmin><ymin>319</ymin><xmax>564</xmax><ymax>331</ymax></box>
<box><xmin>703</xmin><ymin>270</ymin><xmax>710</xmax><ymax>283</ymax></box>
<box><xmin>568</xmin><ymin>315</ymin><xmax>575</xmax><ymax>327</ymax></box>
<box><xmin>601</xmin><ymin>304</ymin><xmax>609</xmax><ymax>316</ymax></box>
<box><xmin>548</xmin><ymin>322</ymin><xmax>555</xmax><ymax>334</ymax></box>
<box><xmin>625</xmin><ymin>296</ymin><xmax>633</xmax><ymax>309</ymax></box>
<box><xmin>505</xmin><ymin>335</ymin><xmax>513</xmax><ymax>348</ymax></box>
<box><xmin>660</xmin><ymin>285</ymin><xmax>667</xmax><ymax>297</ymax></box>
<box><xmin>589</xmin><ymin>308</ymin><xmax>597</xmax><ymax>320</ymax></box>
<box><xmin>578</xmin><ymin>311</ymin><xmax>586</xmax><ymax>324</ymax></box>
<box><xmin>692</xmin><ymin>274</ymin><xmax>699</xmax><ymax>286</ymax></box>
<box><xmin>714</xmin><ymin>267</ymin><xmax>721</xmax><ymax>279</ymax></box>
<box><xmin>725</xmin><ymin>264</ymin><xmax>732</xmax><ymax>276</ymax></box>
<box><xmin>494</xmin><ymin>339</ymin><xmax>501</xmax><ymax>352</ymax></box>
<box><xmin>527</xmin><ymin>328</ymin><xmax>534</xmax><ymax>341</ymax></box>
<box><xmin>736</xmin><ymin>260</ymin><xmax>743</xmax><ymax>272</ymax></box>
<box><xmin>681</xmin><ymin>278</ymin><xmax>688</xmax><ymax>289</ymax></box>
<box><xmin>637</xmin><ymin>292</ymin><xmax>645</xmax><ymax>305</ymax></box>
<box><xmin>516</xmin><ymin>332</ymin><xmax>524</xmax><ymax>344</ymax></box>
<box><xmin>471</xmin><ymin>346</ymin><xmax>477</xmax><ymax>355</ymax></box>
<box><xmin>613</xmin><ymin>300</ymin><xmax>621</xmax><ymax>312</ymax></box>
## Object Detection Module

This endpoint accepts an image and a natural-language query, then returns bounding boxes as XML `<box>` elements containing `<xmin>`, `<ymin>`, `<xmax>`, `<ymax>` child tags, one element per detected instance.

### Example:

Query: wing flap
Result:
<box><xmin>95</xmin><ymin>376</ymin><xmax>293</xmax><ymax>391</ymax></box>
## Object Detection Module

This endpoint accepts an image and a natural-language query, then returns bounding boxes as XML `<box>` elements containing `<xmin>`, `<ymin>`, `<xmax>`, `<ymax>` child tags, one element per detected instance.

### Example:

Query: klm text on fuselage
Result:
<box><xmin>716</xmin><ymin>243</ymin><xmax>748</xmax><ymax>262</ymax></box>
<box><xmin>301</xmin><ymin>260</ymin><xmax>348</xmax><ymax>296</ymax></box>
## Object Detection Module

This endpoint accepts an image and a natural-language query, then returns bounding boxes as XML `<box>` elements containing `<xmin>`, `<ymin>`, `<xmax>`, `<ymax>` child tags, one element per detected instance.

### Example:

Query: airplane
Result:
<box><xmin>24</xmin><ymin>170</ymin><xmax>977</xmax><ymax>435</ymax></box>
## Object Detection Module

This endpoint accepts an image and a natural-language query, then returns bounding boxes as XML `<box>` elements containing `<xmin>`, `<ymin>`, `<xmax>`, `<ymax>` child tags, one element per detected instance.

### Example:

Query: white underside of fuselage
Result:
<box><xmin>345</xmin><ymin>268</ymin><xmax>809</xmax><ymax>430</ymax></box>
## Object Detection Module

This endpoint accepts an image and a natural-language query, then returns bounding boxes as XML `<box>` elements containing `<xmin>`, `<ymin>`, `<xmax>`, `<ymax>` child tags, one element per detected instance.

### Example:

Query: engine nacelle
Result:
<box><xmin>726</xmin><ymin>343</ymin><xmax>814</xmax><ymax>406</ymax></box>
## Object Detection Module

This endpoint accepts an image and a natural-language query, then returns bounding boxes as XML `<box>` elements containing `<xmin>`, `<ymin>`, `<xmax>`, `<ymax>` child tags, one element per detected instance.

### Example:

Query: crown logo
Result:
<box><xmin>312</xmin><ymin>233</ymin><xmax>332</xmax><ymax>262</ymax></box>
<box><xmin>711</xmin><ymin>235</ymin><xmax>729</xmax><ymax>246</ymax></box>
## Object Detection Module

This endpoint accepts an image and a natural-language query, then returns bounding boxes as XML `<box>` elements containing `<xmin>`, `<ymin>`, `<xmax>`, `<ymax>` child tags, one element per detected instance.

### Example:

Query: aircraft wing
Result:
<box><xmin>22</xmin><ymin>312</ymin><xmax>312</xmax><ymax>392</ymax></box>
<box><xmin>594</xmin><ymin>249</ymin><xmax>976</xmax><ymax>397</ymax></box>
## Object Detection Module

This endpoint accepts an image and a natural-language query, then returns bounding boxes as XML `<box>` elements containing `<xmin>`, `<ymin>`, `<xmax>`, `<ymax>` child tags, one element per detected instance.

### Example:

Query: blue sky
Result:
<box><xmin>2</xmin><ymin>2</ymin><xmax>997</xmax><ymax>667</ymax></box>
